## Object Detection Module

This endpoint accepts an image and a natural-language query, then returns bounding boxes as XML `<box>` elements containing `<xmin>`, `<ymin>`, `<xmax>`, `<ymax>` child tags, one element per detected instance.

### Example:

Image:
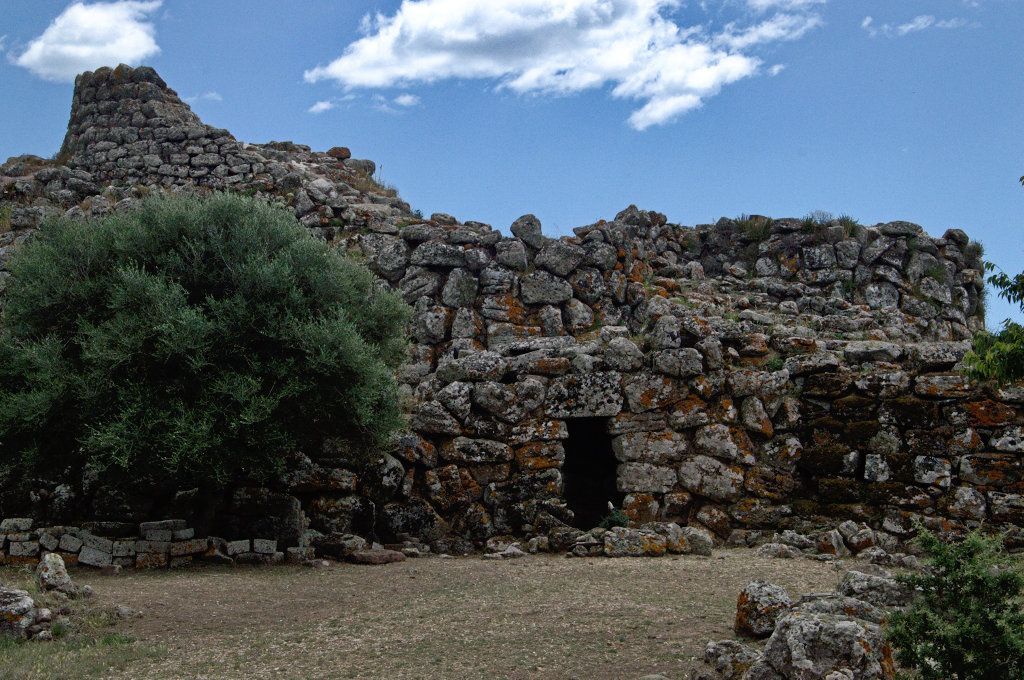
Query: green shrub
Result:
<box><xmin>0</xmin><ymin>193</ymin><xmax>410</xmax><ymax>487</ymax></box>
<box><xmin>764</xmin><ymin>356</ymin><xmax>785</xmax><ymax>372</ymax></box>
<box><xmin>598</xmin><ymin>506</ymin><xmax>630</xmax><ymax>529</ymax></box>
<box><xmin>964</xmin><ymin>261</ymin><xmax>1024</xmax><ymax>383</ymax></box>
<box><xmin>886</xmin><ymin>527</ymin><xmax>1024</xmax><ymax>680</ymax></box>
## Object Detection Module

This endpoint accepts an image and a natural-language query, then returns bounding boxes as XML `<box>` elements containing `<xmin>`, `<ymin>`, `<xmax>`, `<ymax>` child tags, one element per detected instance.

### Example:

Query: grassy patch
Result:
<box><xmin>964</xmin><ymin>240</ymin><xmax>984</xmax><ymax>267</ymax></box>
<box><xmin>347</xmin><ymin>170</ymin><xmax>399</xmax><ymax>198</ymax></box>
<box><xmin>836</xmin><ymin>214</ymin><xmax>862</xmax><ymax>238</ymax></box>
<box><xmin>800</xmin><ymin>210</ymin><xmax>834</xmax><ymax>241</ymax></box>
<box><xmin>0</xmin><ymin>632</ymin><xmax>164</xmax><ymax>679</ymax></box>
<box><xmin>801</xmin><ymin>210</ymin><xmax>833</xmax><ymax>230</ymax></box>
<box><xmin>734</xmin><ymin>214</ymin><xmax>774</xmax><ymax>242</ymax></box>
<box><xmin>0</xmin><ymin>567</ymin><xmax>164</xmax><ymax>679</ymax></box>
<box><xmin>0</xmin><ymin>203</ymin><xmax>11</xmax><ymax>233</ymax></box>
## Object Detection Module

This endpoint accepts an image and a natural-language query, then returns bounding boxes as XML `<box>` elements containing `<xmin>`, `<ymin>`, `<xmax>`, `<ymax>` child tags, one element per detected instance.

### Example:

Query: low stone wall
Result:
<box><xmin>0</xmin><ymin>517</ymin><xmax>293</xmax><ymax>569</ymax></box>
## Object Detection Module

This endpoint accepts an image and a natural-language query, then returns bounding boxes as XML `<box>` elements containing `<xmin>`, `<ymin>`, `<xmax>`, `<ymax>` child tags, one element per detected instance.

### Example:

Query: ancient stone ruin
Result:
<box><xmin>2</xmin><ymin>65</ymin><xmax>1021</xmax><ymax>563</ymax></box>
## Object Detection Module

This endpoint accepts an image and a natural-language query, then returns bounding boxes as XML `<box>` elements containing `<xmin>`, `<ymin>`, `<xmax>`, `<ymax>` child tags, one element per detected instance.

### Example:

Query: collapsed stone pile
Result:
<box><xmin>0</xmin><ymin>585</ymin><xmax>55</xmax><ymax>641</ymax></box>
<box><xmin>1</xmin><ymin>65</ymin><xmax>1020</xmax><ymax>556</ymax></box>
<box><xmin>698</xmin><ymin>564</ymin><xmax>913</xmax><ymax>679</ymax></box>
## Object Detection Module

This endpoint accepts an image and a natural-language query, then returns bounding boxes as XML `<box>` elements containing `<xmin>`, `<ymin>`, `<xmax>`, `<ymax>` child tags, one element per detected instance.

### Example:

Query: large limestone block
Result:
<box><xmin>545</xmin><ymin>372</ymin><xmax>622</xmax><ymax>417</ymax></box>
<box><xmin>677</xmin><ymin>455</ymin><xmax>744</xmax><ymax>501</ymax></box>
<box><xmin>616</xmin><ymin>462</ymin><xmax>677</xmax><ymax>494</ymax></box>
<box><xmin>612</xmin><ymin>431</ymin><xmax>688</xmax><ymax>464</ymax></box>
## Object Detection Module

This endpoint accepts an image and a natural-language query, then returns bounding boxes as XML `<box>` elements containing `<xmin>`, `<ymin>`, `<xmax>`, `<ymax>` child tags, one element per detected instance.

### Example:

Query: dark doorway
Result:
<box><xmin>562</xmin><ymin>418</ymin><xmax>620</xmax><ymax>530</ymax></box>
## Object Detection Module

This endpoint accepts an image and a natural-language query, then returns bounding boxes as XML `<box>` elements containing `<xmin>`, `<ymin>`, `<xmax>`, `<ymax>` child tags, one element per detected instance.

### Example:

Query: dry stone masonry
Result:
<box><xmin>1</xmin><ymin>65</ymin><xmax>1020</xmax><ymax>560</ymax></box>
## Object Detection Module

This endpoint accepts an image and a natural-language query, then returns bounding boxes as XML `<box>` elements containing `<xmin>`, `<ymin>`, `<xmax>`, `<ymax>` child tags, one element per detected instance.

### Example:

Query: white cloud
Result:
<box><xmin>747</xmin><ymin>0</ymin><xmax>824</xmax><ymax>11</ymax></box>
<box><xmin>308</xmin><ymin>100</ymin><xmax>336</xmax><ymax>114</ymax></box>
<box><xmin>394</xmin><ymin>93</ymin><xmax>421</xmax><ymax>107</ymax></box>
<box><xmin>306</xmin><ymin>94</ymin><xmax>359</xmax><ymax>114</ymax></box>
<box><xmin>14</xmin><ymin>1</ymin><xmax>162</xmax><ymax>82</ymax></box>
<box><xmin>862</xmin><ymin>14</ymin><xmax>972</xmax><ymax>38</ymax></box>
<box><xmin>184</xmin><ymin>91</ymin><xmax>222</xmax><ymax>104</ymax></box>
<box><xmin>304</xmin><ymin>0</ymin><xmax>825</xmax><ymax>130</ymax></box>
<box><xmin>0</xmin><ymin>35</ymin><xmax>7</xmax><ymax>56</ymax></box>
<box><xmin>717</xmin><ymin>13</ymin><xmax>822</xmax><ymax>50</ymax></box>
<box><xmin>768</xmin><ymin>63</ymin><xmax>786</xmax><ymax>76</ymax></box>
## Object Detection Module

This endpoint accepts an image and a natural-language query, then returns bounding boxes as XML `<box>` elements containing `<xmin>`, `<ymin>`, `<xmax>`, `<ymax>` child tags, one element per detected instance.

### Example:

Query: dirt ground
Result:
<box><xmin>1</xmin><ymin>549</ymin><xmax>843</xmax><ymax>679</ymax></box>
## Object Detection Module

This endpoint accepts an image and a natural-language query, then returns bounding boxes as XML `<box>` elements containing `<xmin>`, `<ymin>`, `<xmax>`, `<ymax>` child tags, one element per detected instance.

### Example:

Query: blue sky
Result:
<box><xmin>1</xmin><ymin>0</ymin><xmax>1022</xmax><ymax>325</ymax></box>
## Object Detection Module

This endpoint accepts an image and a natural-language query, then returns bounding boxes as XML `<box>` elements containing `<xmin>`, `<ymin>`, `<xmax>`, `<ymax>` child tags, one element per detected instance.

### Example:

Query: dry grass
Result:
<box><xmin>346</xmin><ymin>171</ymin><xmax>399</xmax><ymax>198</ymax></box>
<box><xmin>1</xmin><ymin>549</ymin><xmax>842</xmax><ymax>679</ymax></box>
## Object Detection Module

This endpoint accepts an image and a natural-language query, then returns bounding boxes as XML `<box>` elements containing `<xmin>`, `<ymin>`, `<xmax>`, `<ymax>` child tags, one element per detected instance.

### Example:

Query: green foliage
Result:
<box><xmin>836</xmin><ymin>214</ymin><xmax>862</xmax><ymax>238</ymax></box>
<box><xmin>886</xmin><ymin>527</ymin><xmax>1024</xmax><ymax>680</ymax></box>
<box><xmin>598</xmin><ymin>507</ymin><xmax>630</xmax><ymax>529</ymax></box>
<box><xmin>764</xmin><ymin>356</ymin><xmax>785</xmax><ymax>372</ymax></box>
<box><xmin>734</xmin><ymin>214</ymin><xmax>774</xmax><ymax>242</ymax></box>
<box><xmin>0</xmin><ymin>203</ymin><xmax>11</xmax><ymax>233</ymax></box>
<box><xmin>964</xmin><ymin>261</ymin><xmax>1024</xmax><ymax>383</ymax></box>
<box><xmin>0</xmin><ymin>193</ymin><xmax>410</xmax><ymax>487</ymax></box>
<box><xmin>51</xmin><ymin>620</ymin><xmax>69</xmax><ymax>639</ymax></box>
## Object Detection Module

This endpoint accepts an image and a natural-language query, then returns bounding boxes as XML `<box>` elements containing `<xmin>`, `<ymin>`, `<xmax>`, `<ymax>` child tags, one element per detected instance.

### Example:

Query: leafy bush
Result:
<box><xmin>0</xmin><ymin>193</ymin><xmax>410</xmax><ymax>487</ymax></box>
<box><xmin>886</xmin><ymin>527</ymin><xmax>1024</xmax><ymax>679</ymax></box>
<box><xmin>964</xmin><ymin>260</ymin><xmax>1024</xmax><ymax>383</ymax></box>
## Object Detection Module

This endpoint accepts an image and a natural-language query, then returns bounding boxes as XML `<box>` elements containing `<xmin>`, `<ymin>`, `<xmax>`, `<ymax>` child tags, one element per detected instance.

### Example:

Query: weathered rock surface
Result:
<box><xmin>735</xmin><ymin>581</ymin><xmax>793</xmax><ymax>639</ymax></box>
<box><xmin>35</xmin><ymin>553</ymin><xmax>78</xmax><ymax>597</ymax></box>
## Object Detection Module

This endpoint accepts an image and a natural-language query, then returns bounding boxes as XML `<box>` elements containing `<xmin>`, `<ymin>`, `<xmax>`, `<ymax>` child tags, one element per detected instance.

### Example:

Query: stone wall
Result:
<box><xmin>339</xmin><ymin>208</ymin><xmax>1017</xmax><ymax>552</ymax></box>
<box><xmin>1</xmin><ymin>64</ymin><xmax>1018</xmax><ymax>554</ymax></box>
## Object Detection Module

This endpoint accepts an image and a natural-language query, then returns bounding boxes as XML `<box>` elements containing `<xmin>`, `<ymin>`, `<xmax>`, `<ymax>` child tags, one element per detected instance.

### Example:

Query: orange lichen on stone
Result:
<box><xmin>964</xmin><ymin>400</ymin><xmax>1017</xmax><ymax>427</ymax></box>
<box><xmin>514</xmin><ymin>442</ymin><xmax>562</xmax><ymax>471</ymax></box>
<box><xmin>622</xmin><ymin>493</ymin><xmax>659</xmax><ymax>523</ymax></box>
